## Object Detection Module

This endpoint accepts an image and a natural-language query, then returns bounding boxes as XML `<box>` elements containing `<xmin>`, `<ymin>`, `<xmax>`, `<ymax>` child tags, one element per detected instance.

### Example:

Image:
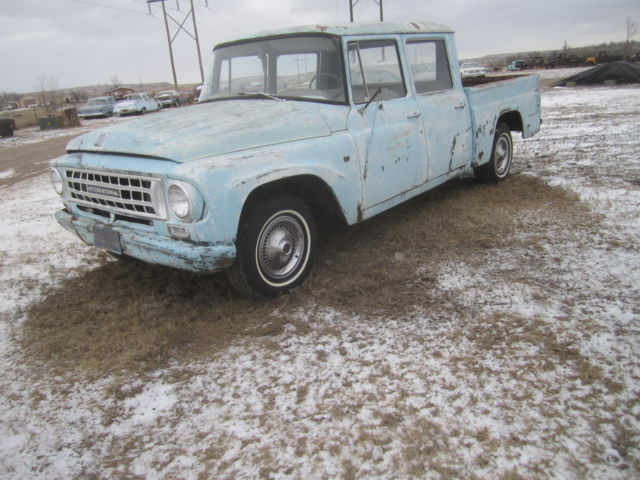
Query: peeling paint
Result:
<box><xmin>448</xmin><ymin>135</ymin><xmax>457</xmax><ymax>171</ymax></box>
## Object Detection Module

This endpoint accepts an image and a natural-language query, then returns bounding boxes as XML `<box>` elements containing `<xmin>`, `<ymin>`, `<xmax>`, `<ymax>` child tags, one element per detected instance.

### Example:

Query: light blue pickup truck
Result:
<box><xmin>50</xmin><ymin>22</ymin><xmax>541</xmax><ymax>298</ymax></box>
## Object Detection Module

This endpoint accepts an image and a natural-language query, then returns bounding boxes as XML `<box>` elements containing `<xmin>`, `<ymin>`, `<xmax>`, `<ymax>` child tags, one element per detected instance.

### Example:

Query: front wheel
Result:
<box><xmin>474</xmin><ymin>122</ymin><xmax>513</xmax><ymax>183</ymax></box>
<box><xmin>227</xmin><ymin>195</ymin><xmax>317</xmax><ymax>299</ymax></box>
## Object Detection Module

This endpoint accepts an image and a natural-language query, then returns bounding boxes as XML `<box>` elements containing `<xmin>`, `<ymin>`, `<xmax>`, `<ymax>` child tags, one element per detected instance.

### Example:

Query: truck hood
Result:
<box><xmin>67</xmin><ymin>100</ymin><xmax>345</xmax><ymax>163</ymax></box>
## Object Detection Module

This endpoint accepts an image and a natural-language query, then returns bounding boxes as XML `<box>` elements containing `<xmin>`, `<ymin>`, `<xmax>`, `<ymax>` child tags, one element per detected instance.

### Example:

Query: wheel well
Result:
<box><xmin>240</xmin><ymin>175</ymin><xmax>346</xmax><ymax>230</ymax></box>
<box><xmin>498</xmin><ymin>111</ymin><xmax>523</xmax><ymax>133</ymax></box>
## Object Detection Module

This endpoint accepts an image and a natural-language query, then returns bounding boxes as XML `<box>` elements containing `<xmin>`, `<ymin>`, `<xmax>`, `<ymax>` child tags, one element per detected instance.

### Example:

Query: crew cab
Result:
<box><xmin>50</xmin><ymin>22</ymin><xmax>541</xmax><ymax>298</ymax></box>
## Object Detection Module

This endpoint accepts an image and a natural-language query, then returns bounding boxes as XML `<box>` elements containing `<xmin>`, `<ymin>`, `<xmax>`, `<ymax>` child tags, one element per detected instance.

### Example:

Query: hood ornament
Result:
<box><xmin>94</xmin><ymin>133</ymin><xmax>107</xmax><ymax>148</ymax></box>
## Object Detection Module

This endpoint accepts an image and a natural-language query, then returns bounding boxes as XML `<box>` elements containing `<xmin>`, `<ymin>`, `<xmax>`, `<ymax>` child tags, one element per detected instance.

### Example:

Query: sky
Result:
<box><xmin>1</xmin><ymin>0</ymin><xmax>639</xmax><ymax>94</ymax></box>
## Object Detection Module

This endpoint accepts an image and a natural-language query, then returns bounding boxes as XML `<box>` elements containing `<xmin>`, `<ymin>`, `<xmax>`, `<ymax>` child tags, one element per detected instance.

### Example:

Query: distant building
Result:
<box><xmin>19</xmin><ymin>96</ymin><xmax>38</xmax><ymax>108</ymax></box>
<box><xmin>105</xmin><ymin>87</ymin><xmax>135</xmax><ymax>100</ymax></box>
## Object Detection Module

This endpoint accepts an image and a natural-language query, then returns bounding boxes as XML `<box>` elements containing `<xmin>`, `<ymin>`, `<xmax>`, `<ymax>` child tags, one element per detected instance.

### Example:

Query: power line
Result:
<box><xmin>69</xmin><ymin>0</ymin><xmax>151</xmax><ymax>15</ymax></box>
<box><xmin>349</xmin><ymin>0</ymin><xmax>384</xmax><ymax>22</ymax></box>
<box><xmin>191</xmin><ymin>1</ymin><xmax>244</xmax><ymax>35</ymax></box>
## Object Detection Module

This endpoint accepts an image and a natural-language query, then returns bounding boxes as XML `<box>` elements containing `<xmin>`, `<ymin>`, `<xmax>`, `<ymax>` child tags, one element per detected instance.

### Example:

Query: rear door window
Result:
<box><xmin>406</xmin><ymin>40</ymin><xmax>453</xmax><ymax>94</ymax></box>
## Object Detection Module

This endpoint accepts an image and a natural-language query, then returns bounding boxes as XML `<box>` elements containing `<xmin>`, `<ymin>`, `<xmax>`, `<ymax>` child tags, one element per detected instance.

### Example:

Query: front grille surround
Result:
<box><xmin>62</xmin><ymin>168</ymin><xmax>166</xmax><ymax>220</ymax></box>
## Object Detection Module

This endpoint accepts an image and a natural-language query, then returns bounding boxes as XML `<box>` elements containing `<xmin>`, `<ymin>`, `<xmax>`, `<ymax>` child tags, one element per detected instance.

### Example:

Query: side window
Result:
<box><xmin>348</xmin><ymin>40</ymin><xmax>406</xmax><ymax>103</ymax></box>
<box><xmin>407</xmin><ymin>40</ymin><xmax>453</xmax><ymax>94</ymax></box>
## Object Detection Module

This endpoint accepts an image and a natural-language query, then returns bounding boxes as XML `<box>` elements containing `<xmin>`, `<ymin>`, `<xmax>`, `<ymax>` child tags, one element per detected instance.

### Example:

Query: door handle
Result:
<box><xmin>407</xmin><ymin>111</ymin><xmax>422</xmax><ymax>119</ymax></box>
<box><xmin>454</xmin><ymin>103</ymin><xmax>466</xmax><ymax>110</ymax></box>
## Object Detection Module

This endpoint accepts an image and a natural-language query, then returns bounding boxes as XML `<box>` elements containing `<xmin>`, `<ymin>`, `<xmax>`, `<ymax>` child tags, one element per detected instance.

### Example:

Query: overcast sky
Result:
<box><xmin>1</xmin><ymin>0</ymin><xmax>639</xmax><ymax>93</ymax></box>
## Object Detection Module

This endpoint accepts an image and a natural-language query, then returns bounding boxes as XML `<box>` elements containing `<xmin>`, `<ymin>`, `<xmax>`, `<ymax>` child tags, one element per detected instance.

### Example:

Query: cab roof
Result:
<box><xmin>216</xmin><ymin>21</ymin><xmax>454</xmax><ymax>48</ymax></box>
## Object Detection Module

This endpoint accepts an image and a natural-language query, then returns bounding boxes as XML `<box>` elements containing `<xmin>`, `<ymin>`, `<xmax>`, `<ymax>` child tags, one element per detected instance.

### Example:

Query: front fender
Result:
<box><xmin>175</xmin><ymin>132</ymin><xmax>362</xmax><ymax>245</ymax></box>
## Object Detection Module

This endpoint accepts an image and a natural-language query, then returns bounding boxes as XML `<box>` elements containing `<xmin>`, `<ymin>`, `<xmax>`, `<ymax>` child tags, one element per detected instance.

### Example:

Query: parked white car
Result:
<box><xmin>114</xmin><ymin>93</ymin><xmax>160</xmax><ymax>116</ymax></box>
<box><xmin>460</xmin><ymin>62</ymin><xmax>487</xmax><ymax>77</ymax></box>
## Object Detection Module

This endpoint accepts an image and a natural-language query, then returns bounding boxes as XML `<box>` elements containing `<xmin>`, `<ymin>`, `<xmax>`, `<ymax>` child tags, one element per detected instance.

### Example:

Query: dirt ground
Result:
<box><xmin>1</xmin><ymin>80</ymin><xmax>639</xmax><ymax>479</ymax></box>
<box><xmin>0</xmin><ymin>134</ymin><xmax>74</xmax><ymax>186</ymax></box>
<box><xmin>0</xmin><ymin>114</ymin><xmax>128</xmax><ymax>187</ymax></box>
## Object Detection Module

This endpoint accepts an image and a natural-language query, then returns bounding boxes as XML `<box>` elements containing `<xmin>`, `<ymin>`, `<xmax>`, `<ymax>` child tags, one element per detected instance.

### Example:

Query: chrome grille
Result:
<box><xmin>62</xmin><ymin>168</ymin><xmax>165</xmax><ymax>220</ymax></box>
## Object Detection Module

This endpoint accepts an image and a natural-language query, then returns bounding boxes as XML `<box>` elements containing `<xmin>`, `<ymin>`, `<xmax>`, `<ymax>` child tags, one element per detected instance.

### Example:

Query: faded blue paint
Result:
<box><xmin>464</xmin><ymin>74</ymin><xmax>541</xmax><ymax>166</ymax></box>
<box><xmin>67</xmin><ymin>100</ymin><xmax>346</xmax><ymax>162</ymax></box>
<box><xmin>51</xmin><ymin>23</ymin><xmax>540</xmax><ymax>274</ymax></box>
<box><xmin>218</xmin><ymin>22</ymin><xmax>454</xmax><ymax>47</ymax></box>
<box><xmin>55</xmin><ymin>209</ymin><xmax>235</xmax><ymax>272</ymax></box>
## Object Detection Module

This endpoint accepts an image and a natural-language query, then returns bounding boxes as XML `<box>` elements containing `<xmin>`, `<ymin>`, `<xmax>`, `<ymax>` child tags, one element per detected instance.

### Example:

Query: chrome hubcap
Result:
<box><xmin>257</xmin><ymin>213</ymin><xmax>306</xmax><ymax>281</ymax></box>
<box><xmin>495</xmin><ymin>134</ymin><xmax>512</xmax><ymax>176</ymax></box>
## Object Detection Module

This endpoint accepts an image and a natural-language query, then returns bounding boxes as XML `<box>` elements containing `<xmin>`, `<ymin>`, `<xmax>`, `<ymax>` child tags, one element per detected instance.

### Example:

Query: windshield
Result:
<box><xmin>201</xmin><ymin>35</ymin><xmax>346</xmax><ymax>104</ymax></box>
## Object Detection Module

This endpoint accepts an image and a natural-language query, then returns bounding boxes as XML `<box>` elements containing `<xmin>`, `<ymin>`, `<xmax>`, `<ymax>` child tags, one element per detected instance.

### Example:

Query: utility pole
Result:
<box><xmin>349</xmin><ymin>0</ymin><xmax>358</xmax><ymax>22</ymax></box>
<box><xmin>147</xmin><ymin>0</ymin><xmax>205</xmax><ymax>89</ymax></box>
<box><xmin>349</xmin><ymin>0</ymin><xmax>384</xmax><ymax>23</ymax></box>
<box><xmin>190</xmin><ymin>0</ymin><xmax>205</xmax><ymax>83</ymax></box>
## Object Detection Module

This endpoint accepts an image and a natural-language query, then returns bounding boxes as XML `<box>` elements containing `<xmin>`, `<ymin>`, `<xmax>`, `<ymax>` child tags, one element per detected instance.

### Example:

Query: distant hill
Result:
<box><xmin>461</xmin><ymin>39</ymin><xmax>640</xmax><ymax>69</ymax></box>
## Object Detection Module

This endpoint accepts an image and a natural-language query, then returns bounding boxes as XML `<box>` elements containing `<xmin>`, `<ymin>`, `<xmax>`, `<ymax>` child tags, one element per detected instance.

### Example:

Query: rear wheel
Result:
<box><xmin>474</xmin><ymin>122</ymin><xmax>513</xmax><ymax>183</ymax></box>
<box><xmin>227</xmin><ymin>195</ymin><xmax>317</xmax><ymax>299</ymax></box>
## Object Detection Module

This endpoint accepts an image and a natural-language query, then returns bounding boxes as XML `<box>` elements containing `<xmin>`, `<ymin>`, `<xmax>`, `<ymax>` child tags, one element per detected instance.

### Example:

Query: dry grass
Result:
<box><xmin>21</xmin><ymin>174</ymin><xmax>600</xmax><ymax>376</ymax></box>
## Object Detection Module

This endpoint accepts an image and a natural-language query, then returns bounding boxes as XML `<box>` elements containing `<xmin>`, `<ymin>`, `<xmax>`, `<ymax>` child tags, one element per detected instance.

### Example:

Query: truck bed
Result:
<box><xmin>461</xmin><ymin>74</ymin><xmax>525</xmax><ymax>88</ymax></box>
<box><xmin>463</xmin><ymin>74</ymin><xmax>541</xmax><ymax>168</ymax></box>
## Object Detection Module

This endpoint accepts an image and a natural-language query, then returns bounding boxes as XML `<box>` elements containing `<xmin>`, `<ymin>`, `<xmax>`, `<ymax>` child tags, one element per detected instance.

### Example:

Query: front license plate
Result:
<box><xmin>93</xmin><ymin>225</ymin><xmax>121</xmax><ymax>254</ymax></box>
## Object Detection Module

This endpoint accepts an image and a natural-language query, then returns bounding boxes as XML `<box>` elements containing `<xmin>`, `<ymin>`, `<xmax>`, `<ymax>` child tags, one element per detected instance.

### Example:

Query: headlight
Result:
<box><xmin>50</xmin><ymin>168</ymin><xmax>64</xmax><ymax>195</ymax></box>
<box><xmin>168</xmin><ymin>183</ymin><xmax>192</xmax><ymax>220</ymax></box>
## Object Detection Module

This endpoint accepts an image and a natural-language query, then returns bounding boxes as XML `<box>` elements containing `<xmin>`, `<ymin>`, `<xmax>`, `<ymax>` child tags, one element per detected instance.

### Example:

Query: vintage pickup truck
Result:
<box><xmin>50</xmin><ymin>22</ymin><xmax>541</xmax><ymax>298</ymax></box>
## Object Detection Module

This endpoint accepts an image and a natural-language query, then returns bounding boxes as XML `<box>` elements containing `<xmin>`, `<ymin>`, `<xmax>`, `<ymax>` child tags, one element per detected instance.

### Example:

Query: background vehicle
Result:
<box><xmin>0</xmin><ymin>117</ymin><xmax>15</xmax><ymax>137</ymax></box>
<box><xmin>51</xmin><ymin>22</ymin><xmax>541</xmax><ymax>298</ymax></box>
<box><xmin>154</xmin><ymin>90</ymin><xmax>179</xmax><ymax>108</ymax></box>
<box><xmin>77</xmin><ymin>96</ymin><xmax>116</xmax><ymax>118</ymax></box>
<box><xmin>193</xmin><ymin>84</ymin><xmax>203</xmax><ymax>102</ymax></box>
<box><xmin>507</xmin><ymin>59</ymin><xmax>529</xmax><ymax>71</ymax></box>
<box><xmin>460</xmin><ymin>62</ymin><xmax>487</xmax><ymax>77</ymax></box>
<box><xmin>114</xmin><ymin>93</ymin><xmax>159</xmax><ymax>115</ymax></box>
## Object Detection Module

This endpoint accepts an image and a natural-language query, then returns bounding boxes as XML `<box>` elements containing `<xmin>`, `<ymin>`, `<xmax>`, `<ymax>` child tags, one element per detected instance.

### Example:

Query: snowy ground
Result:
<box><xmin>0</xmin><ymin>85</ymin><xmax>639</xmax><ymax>479</ymax></box>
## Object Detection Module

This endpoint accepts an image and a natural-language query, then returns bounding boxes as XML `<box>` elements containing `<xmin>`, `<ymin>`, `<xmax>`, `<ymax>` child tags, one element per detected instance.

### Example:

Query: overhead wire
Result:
<box><xmin>69</xmin><ymin>0</ymin><xmax>152</xmax><ymax>15</ymax></box>
<box><xmin>66</xmin><ymin>0</ymin><xmax>243</xmax><ymax>58</ymax></box>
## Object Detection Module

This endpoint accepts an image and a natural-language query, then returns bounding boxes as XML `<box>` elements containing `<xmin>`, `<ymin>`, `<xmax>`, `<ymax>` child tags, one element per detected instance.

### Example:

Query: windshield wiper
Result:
<box><xmin>238</xmin><ymin>92</ymin><xmax>285</xmax><ymax>102</ymax></box>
